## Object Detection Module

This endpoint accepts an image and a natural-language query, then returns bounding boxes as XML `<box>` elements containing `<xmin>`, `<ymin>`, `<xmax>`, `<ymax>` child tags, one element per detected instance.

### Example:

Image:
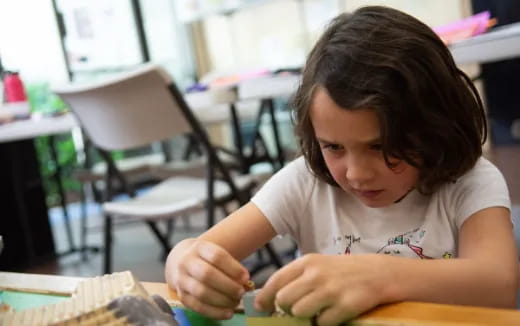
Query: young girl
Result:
<box><xmin>165</xmin><ymin>6</ymin><xmax>518</xmax><ymax>325</ymax></box>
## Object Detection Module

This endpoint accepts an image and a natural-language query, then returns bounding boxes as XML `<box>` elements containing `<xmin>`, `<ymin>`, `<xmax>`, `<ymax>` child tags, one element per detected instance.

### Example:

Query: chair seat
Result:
<box><xmin>74</xmin><ymin>153</ymin><xmax>166</xmax><ymax>183</ymax></box>
<box><xmin>150</xmin><ymin>152</ymin><xmax>245</xmax><ymax>179</ymax></box>
<box><xmin>149</xmin><ymin>158</ymin><xmax>207</xmax><ymax>179</ymax></box>
<box><xmin>103</xmin><ymin>175</ymin><xmax>256</xmax><ymax>220</ymax></box>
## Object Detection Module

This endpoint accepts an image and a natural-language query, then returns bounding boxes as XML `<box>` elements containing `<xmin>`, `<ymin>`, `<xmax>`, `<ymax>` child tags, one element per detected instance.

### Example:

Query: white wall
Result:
<box><xmin>0</xmin><ymin>0</ymin><xmax>472</xmax><ymax>83</ymax></box>
<box><xmin>0</xmin><ymin>0</ymin><xmax>68</xmax><ymax>83</ymax></box>
<box><xmin>202</xmin><ymin>0</ymin><xmax>471</xmax><ymax>74</ymax></box>
<box><xmin>341</xmin><ymin>0</ymin><xmax>470</xmax><ymax>27</ymax></box>
<box><xmin>203</xmin><ymin>0</ymin><xmax>308</xmax><ymax>73</ymax></box>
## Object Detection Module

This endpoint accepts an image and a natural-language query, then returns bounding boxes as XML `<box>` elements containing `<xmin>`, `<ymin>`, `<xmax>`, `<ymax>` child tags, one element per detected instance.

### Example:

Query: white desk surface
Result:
<box><xmin>450</xmin><ymin>22</ymin><xmax>520</xmax><ymax>65</ymax></box>
<box><xmin>185</xmin><ymin>74</ymin><xmax>300</xmax><ymax>110</ymax></box>
<box><xmin>0</xmin><ymin>113</ymin><xmax>78</xmax><ymax>143</ymax></box>
<box><xmin>237</xmin><ymin>74</ymin><xmax>300</xmax><ymax>100</ymax></box>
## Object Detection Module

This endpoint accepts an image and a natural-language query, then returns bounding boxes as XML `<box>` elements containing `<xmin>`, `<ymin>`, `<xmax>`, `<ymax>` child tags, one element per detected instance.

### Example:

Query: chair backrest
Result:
<box><xmin>52</xmin><ymin>64</ymin><xmax>192</xmax><ymax>151</ymax></box>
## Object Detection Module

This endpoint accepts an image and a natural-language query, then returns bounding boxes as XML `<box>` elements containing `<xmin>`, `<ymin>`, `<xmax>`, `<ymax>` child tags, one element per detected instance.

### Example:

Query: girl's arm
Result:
<box><xmin>390</xmin><ymin>206</ymin><xmax>518</xmax><ymax>307</ymax></box>
<box><xmin>165</xmin><ymin>202</ymin><xmax>276</xmax><ymax>319</ymax></box>
<box><xmin>198</xmin><ymin>202</ymin><xmax>278</xmax><ymax>260</ymax></box>
<box><xmin>255</xmin><ymin>207</ymin><xmax>518</xmax><ymax>326</ymax></box>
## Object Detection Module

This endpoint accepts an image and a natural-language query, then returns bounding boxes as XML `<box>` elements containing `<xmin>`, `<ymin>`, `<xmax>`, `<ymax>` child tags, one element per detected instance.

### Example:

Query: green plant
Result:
<box><xmin>34</xmin><ymin>135</ymin><xmax>81</xmax><ymax>207</ymax></box>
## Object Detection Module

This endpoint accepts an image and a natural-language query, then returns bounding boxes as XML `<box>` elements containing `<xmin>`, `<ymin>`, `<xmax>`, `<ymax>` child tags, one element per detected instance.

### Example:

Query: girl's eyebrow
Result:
<box><xmin>316</xmin><ymin>137</ymin><xmax>382</xmax><ymax>144</ymax></box>
<box><xmin>316</xmin><ymin>137</ymin><xmax>335</xmax><ymax>144</ymax></box>
<box><xmin>367</xmin><ymin>137</ymin><xmax>382</xmax><ymax>144</ymax></box>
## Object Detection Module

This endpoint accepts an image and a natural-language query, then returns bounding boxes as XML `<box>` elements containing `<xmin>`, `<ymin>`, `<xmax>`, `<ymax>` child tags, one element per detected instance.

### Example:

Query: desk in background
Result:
<box><xmin>187</xmin><ymin>74</ymin><xmax>300</xmax><ymax>174</ymax></box>
<box><xmin>450</xmin><ymin>21</ymin><xmax>520</xmax><ymax>65</ymax></box>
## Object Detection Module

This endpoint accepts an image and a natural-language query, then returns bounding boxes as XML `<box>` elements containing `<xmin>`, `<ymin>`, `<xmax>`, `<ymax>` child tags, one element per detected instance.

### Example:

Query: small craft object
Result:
<box><xmin>243</xmin><ymin>288</ymin><xmax>315</xmax><ymax>326</ymax></box>
<box><xmin>0</xmin><ymin>271</ymin><xmax>178</xmax><ymax>326</ymax></box>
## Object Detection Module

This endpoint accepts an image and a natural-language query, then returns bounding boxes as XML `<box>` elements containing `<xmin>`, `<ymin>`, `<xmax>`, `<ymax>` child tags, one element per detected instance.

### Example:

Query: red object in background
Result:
<box><xmin>3</xmin><ymin>72</ymin><xmax>27</xmax><ymax>103</ymax></box>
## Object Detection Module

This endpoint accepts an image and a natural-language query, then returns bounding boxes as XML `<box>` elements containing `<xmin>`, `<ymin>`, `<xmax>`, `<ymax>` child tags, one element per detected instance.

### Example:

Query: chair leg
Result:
<box><xmin>206</xmin><ymin>162</ymin><xmax>216</xmax><ymax>229</ymax></box>
<box><xmin>103</xmin><ymin>215</ymin><xmax>113</xmax><ymax>274</ymax></box>
<box><xmin>265</xmin><ymin>98</ymin><xmax>285</xmax><ymax>169</ymax></box>
<box><xmin>181</xmin><ymin>215</ymin><xmax>191</xmax><ymax>231</ymax></box>
<box><xmin>80</xmin><ymin>183</ymin><xmax>88</xmax><ymax>261</ymax></box>
<box><xmin>248</xmin><ymin>243</ymin><xmax>285</xmax><ymax>277</ymax></box>
<box><xmin>146</xmin><ymin>221</ymin><xmax>171</xmax><ymax>260</ymax></box>
<box><xmin>256</xmin><ymin>249</ymin><xmax>264</xmax><ymax>262</ymax></box>
<box><xmin>263</xmin><ymin>243</ymin><xmax>283</xmax><ymax>268</ymax></box>
<box><xmin>166</xmin><ymin>219</ymin><xmax>176</xmax><ymax>240</ymax></box>
<box><xmin>220</xmin><ymin>205</ymin><xmax>230</xmax><ymax>217</ymax></box>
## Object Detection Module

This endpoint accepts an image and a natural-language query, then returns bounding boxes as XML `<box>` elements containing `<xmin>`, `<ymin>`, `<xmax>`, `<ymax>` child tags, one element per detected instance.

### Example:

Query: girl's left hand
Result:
<box><xmin>254</xmin><ymin>253</ymin><xmax>395</xmax><ymax>326</ymax></box>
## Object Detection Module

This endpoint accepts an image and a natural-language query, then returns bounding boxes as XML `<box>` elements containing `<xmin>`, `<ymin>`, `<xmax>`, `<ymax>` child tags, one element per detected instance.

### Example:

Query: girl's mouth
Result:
<box><xmin>354</xmin><ymin>189</ymin><xmax>384</xmax><ymax>199</ymax></box>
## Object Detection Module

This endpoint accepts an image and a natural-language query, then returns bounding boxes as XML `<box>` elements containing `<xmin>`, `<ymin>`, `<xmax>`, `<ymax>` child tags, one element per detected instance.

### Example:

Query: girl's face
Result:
<box><xmin>310</xmin><ymin>87</ymin><xmax>419</xmax><ymax>208</ymax></box>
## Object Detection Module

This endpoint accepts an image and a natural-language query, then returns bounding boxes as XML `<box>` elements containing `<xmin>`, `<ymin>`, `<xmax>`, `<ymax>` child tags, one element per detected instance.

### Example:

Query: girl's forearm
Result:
<box><xmin>382</xmin><ymin>256</ymin><xmax>518</xmax><ymax>309</ymax></box>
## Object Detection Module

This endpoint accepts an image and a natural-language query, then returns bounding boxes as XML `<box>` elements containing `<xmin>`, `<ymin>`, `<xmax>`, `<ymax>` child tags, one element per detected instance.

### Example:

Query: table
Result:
<box><xmin>237</xmin><ymin>74</ymin><xmax>300</xmax><ymax>170</ymax></box>
<box><xmin>0</xmin><ymin>105</ymin><xmax>79</xmax><ymax>268</ymax></box>
<box><xmin>186</xmin><ymin>74</ymin><xmax>300</xmax><ymax>173</ymax></box>
<box><xmin>450</xmin><ymin>22</ymin><xmax>520</xmax><ymax>65</ymax></box>
<box><xmin>1</xmin><ymin>272</ymin><xmax>520</xmax><ymax>325</ymax></box>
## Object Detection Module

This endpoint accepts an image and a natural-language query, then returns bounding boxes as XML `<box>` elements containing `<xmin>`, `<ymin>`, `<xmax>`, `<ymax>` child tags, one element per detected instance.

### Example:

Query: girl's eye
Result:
<box><xmin>370</xmin><ymin>144</ymin><xmax>382</xmax><ymax>151</ymax></box>
<box><xmin>323</xmin><ymin>144</ymin><xmax>343</xmax><ymax>152</ymax></box>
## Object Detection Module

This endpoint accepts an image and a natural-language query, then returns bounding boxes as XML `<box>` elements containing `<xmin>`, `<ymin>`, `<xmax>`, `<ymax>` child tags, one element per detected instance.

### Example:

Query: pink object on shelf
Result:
<box><xmin>3</xmin><ymin>72</ymin><xmax>27</xmax><ymax>103</ymax></box>
<box><xmin>433</xmin><ymin>11</ymin><xmax>492</xmax><ymax>45</ymax></box>
<box><xmin>209</xmin><ymin>68</ymin><xmax>271</xmax><ymax>88</ymax></box>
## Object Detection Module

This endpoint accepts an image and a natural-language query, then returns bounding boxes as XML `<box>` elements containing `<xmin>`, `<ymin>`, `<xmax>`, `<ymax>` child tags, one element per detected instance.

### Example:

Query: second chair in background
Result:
<box><xmin>53</xmin><ymin>64</ymin><xmax>283</xmax><ymax>274</ymax></box>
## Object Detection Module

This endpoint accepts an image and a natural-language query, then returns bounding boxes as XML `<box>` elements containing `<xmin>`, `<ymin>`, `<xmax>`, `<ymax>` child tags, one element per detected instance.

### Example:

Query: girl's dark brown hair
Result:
<box><xmin>293</xmin><ymin>6</ymin><xmax>487</xmax><ymax>194</ymax></box>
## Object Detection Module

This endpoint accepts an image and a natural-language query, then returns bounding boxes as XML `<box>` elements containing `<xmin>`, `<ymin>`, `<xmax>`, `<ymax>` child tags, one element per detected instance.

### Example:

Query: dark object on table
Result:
<box><xmin>108</xmin><ymin>295</ymin><xmax>179</xmax><ymax>326</ymax></box>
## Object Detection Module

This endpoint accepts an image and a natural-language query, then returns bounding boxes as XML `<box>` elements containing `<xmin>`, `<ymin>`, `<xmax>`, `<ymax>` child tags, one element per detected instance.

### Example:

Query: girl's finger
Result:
<box><xmin>186</xmin><ymin>258</ymin><xmax>245</xmax><ymax>300</ymax></box>
<box><xmin>316</xmin><ymin>303</ymin><xmax>358</xmax><ymax>326</ymax></box>
<box><xmin>181</xmin><ymin>276</ymin><xmax>240</xmax><ymax>308</ymax></box>
<box><xmin>197</xmin><ymin>241</ymin><xmax>250</xmax><ymax>283</ymax></box>
<box><xmin>255</xmin><ymin>260</ymin><xmax>305</xmax><ymax>311</ymax></box>
<box><xmin>181</xmin><ymin>292</ymin><xmax>235</xmax><ymax>320</ymax></box>
<box><xmin>273</xmin><ymin>274</ymin><xmax>314</xmax><ymax>315</ymax></box>
<box><xmin>290</xmin><ymin>288</ymin><xmax>334</xmax><ymax>319</ymax></box>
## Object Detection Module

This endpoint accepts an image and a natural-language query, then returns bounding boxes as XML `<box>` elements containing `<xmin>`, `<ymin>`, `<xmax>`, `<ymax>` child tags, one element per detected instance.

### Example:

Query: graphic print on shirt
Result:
<box><xmin>377</xmin><ymin>228</ymin><xmax>433</xmax><ymax>259</ymax></box>
<box><xmin>332</xmin><ymin>234</ymin><xmax>361</xmax><ymax>255</ymax></box>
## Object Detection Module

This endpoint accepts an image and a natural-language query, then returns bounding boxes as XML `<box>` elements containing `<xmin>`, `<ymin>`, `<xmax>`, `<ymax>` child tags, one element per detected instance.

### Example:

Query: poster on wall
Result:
<box><xmin>175</xmin><ymin>0</ymin><xmax>265</xmax><ymax>23</ymax></box>
<box><xmin>56</xmin><ymin>0</ymin><xmax>142</xmax><ymax>75</ymax></box>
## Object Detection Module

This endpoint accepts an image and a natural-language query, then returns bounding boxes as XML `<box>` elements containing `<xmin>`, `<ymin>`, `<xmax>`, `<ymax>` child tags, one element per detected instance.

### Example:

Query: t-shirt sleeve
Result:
<box><xmin>251</xmin><ymin>157</ymin><xmax>314</xmax><ymax>239</ymax></box>
<box><xmin>451</xmin><ymin>158</ymin><xmax>511</xmax><ymax>229</ymax></box>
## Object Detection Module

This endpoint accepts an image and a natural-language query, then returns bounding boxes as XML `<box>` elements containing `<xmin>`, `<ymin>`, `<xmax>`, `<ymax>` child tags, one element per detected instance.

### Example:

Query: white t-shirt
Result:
<box><xmin>252</xmin><ymin>156</ymin><xmax>510</xmax><ymax>259</ymax></box>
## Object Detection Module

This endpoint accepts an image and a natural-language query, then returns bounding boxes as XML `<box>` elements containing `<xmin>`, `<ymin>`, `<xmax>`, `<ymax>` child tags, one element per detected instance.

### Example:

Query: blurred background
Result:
<box><xmin>0</xmin><ymin>0</ymin><xmax>519</xmax><ymax>284</ymax></box>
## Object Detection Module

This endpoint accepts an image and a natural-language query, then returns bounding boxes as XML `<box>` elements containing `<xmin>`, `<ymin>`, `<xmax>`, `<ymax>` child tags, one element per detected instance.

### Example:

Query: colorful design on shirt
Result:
<box><xmin>443</xmin><ymin>252</ymin><xmax>453</xmax><ymax>259</ymax></box>
<box><xmin>408</xmin><ymin>245</ymin><xmax>433</xmax><ymax>259</ymax></box>
<box><xmin>377</xmin><ymin>228</ymin><xmax>433</xmax><ymax>259</ymax></box>
<box><xmin>333</xmin><ymin>234</ymin><xmax>361</xmax><ymax>255</ymax></box>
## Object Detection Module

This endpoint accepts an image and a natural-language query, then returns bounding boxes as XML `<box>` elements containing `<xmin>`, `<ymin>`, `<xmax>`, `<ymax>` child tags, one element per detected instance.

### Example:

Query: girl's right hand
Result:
<box><xmin>165</xmin><ymin>239</ymin><xmax>250</xmax><ymax>320</ymax></box>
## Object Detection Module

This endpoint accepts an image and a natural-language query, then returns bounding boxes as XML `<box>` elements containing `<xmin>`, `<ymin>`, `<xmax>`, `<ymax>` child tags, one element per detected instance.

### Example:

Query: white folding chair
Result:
<box><xmin>53</xmin><ymin>64</ymin><xmax>282</xmax><ymax>273</ymax></box>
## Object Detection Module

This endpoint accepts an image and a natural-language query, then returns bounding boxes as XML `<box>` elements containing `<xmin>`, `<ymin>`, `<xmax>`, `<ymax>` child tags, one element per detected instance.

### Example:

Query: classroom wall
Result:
<box><xmin>202</xmin><ymin>0</ymin><xmax>308</xmax><ymax>74</ymax></box>
<box><xmin>201</xmin><ymin>0</ymin><xmax>472</xmax><ymax>75</ymax></box>
<box><xmin>0</xmin><ymin>0</ymin><xmax>68</xmax><ymax>83</ymax></box>
<box><xmin>341</xmin><ymin>0</ymin><xmax>471</xmax><ymax>27</ymax></box>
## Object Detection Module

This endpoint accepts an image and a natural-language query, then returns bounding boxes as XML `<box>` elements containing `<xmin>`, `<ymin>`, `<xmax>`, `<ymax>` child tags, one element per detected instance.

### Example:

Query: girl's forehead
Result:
<box><xmin>310</xmin><ymin>88</ymin><xmax>381</xmax><ymax>135</ymax></box>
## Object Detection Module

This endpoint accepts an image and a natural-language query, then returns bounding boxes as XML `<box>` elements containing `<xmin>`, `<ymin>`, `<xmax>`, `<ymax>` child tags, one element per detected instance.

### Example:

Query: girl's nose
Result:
<box><xmin>345</xmin><ymin>156</ymin><xmax>375</xmax><ymax>185</ymax></box>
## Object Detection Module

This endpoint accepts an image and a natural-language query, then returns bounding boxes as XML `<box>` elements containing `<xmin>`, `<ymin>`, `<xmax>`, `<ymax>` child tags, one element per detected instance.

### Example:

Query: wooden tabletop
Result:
<box><xmin>1</xmin><ymin>272</ymin><xmax>519</xmax><ymax>325</ymax></box>
<box><xmin>141</xmin><ymin>281</ymin><xmax>520</xmax><ymax>326</ymax></box>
